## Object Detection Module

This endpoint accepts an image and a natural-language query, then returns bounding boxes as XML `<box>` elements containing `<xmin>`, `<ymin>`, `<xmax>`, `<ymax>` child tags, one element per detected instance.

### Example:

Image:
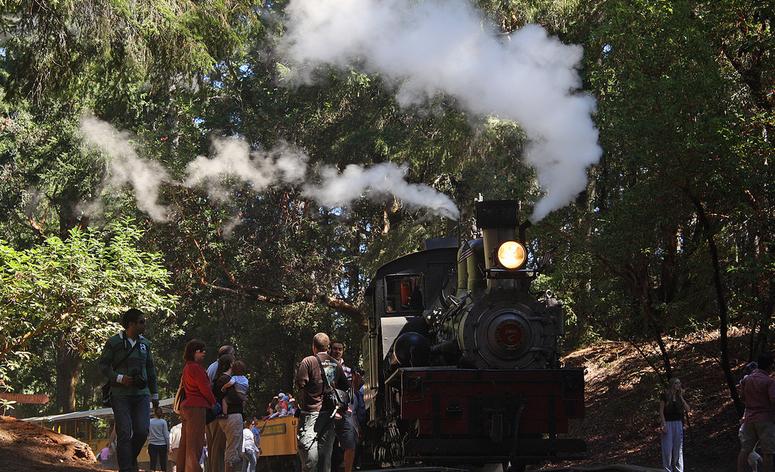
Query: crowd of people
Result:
<box><xmin>264</xmin><ymin>392</ymin><xmax>297</xmax><ymax>418</ymax></box>
<box><xmin>98</xmin><ymin>308</ymin><xmax>365</xmax><ymax>472</ymax></box>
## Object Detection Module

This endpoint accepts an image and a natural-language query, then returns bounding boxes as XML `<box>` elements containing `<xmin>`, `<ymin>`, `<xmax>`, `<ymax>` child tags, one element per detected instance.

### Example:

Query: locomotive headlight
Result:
<box><xmin>497</xmin><ymin>241</ymin><xmax>526</xmax><ymax>269</ymax></box>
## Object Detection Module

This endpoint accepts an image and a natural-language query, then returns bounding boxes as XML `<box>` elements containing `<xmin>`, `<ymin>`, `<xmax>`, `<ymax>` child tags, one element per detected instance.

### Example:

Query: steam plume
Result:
<box><xmin>187</xmin><ymin>137</ymin><xmax>458</xmax><ymax>218</ymax></box>
<box><xmin>79</xmin><ymin>116</ymin><xmax>170</xmax><ymax>222</ymax></box>
<box><xmin>184</xmin><ymin>138</ymin><xmax>308</xmax><ymax>200</ymax></box>
<box><xmin>280</xmin><ymin>0</ymin><xmax>602</xmax><ymax>221</ymax></box>
<box><xmin>303</xmin><ymin>162</ymin><xmax>459</xmax><ymax>219</ymax></box>
<box><xmin>79</xmin><ymin>117</ymin><xmax>458</xmax><ymax>219</ymax></box>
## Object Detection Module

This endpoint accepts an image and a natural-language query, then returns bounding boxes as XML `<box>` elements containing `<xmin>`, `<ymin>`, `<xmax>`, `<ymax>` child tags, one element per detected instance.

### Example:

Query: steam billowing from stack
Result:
<box><xmin>279</xmin><ymin>0</ymin><xmax>602</xmax><ymax>221</ymax></box>
<box><xmin>79</xmin><ymin>117</ymin><xmax>459</xmax><ymax>222</ymax></box>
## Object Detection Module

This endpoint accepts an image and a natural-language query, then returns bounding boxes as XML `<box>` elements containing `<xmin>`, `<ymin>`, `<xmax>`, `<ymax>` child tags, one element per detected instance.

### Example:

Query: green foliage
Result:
<box><xmin>0</xmin><ymin>220</ymin><xmax>177</xmax><ymax>387</ymax></box>
<box><xmin>1</xmin><ymin>0</ymin><xmax>772</xmax><ymax>411</ymax></box>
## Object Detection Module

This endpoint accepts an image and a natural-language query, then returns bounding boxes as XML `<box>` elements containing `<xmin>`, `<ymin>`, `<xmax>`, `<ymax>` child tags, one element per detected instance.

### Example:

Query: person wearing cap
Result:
<box><xmin>276</xmin><ymin>393</ymin><xmax>289</xmax><ymax>416</ymax></box>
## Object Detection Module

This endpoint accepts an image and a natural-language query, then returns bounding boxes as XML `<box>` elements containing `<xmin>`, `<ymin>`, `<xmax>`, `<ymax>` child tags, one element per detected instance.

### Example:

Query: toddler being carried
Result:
<box><xmin>221</xmin><ymin>360</ymin><xmax>248</xmax><ymax>415</ymax></box>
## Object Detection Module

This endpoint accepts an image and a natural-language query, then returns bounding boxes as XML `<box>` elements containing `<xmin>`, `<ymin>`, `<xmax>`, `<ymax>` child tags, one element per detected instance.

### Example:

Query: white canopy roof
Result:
<box><xmin>22</xmin><ymin>397</ymin><xmax>174</xmax><ymax>423</ymax></box>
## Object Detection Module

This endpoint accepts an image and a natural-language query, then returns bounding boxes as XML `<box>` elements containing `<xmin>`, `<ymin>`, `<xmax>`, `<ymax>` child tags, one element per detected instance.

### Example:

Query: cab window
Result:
<box><xmin>384</xmin><ymin>274</ymin><xmax>424</xmax><ymax>315</ymax></box>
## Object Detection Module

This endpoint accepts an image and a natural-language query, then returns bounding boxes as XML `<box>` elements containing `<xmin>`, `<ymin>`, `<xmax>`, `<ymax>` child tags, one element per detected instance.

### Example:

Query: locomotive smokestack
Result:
<box><xmin>475</xmin><ymin>200</ymin><xmax>522</xmax><ymax>290</ymax></box>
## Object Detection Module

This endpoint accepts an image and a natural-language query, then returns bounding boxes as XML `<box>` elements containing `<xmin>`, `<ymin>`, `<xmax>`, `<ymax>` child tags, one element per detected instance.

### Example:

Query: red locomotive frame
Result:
<box><xmin>388</xmin><ymin>367</ymin><xmax>585</xmax><ymax>464</ymax></box>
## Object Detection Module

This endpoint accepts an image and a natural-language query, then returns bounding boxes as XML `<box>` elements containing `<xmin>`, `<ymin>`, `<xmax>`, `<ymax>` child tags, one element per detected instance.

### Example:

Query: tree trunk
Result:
<box><xmin>55</xmin><ymin>335</ymin><xmax>82</xmax><ymax>413</ymax></box>
<box><xmin>632</xmin><ymin>256</ymin><xmax>673</xmax><ymax>379</ymax></box>
<box><xmin>690</xmin><ymin>194</ymin><xmax>744</xmax><ymax>417</ymax></box>
<box><xmin>752</xmin><ymin>233</ymin><xmax>774</xmax><ymax>357</ymax></box>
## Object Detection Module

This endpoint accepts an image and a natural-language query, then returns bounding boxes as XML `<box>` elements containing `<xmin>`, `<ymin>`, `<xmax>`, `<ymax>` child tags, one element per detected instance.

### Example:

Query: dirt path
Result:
<box><xmin>545</xmin><ymin>328</ymin><xmax>747</xmax><ymax>471</ymax></box>
<box><xmin>0</xmin><ymin>415</ymin><xmax>102</xmax><ymax>472</ymax></box>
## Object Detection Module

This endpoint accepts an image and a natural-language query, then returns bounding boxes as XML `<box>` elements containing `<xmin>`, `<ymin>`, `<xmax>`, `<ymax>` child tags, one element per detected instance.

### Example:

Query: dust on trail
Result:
<box><xmin>0</xmin><ymin>416</ymin><xmax>100</xmax><ymax>472</ymax></box>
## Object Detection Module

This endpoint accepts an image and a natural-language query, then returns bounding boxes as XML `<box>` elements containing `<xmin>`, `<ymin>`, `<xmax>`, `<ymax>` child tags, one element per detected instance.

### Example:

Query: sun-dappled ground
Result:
<box><xmin>0</xmin><ymin>328</ymin><xmax>752</xmax><ymax>471</ymax></box>
<box><xmin>538</xmin><ymin>327</ymin><xmax>750</xmax><ymax>471</ymax></box>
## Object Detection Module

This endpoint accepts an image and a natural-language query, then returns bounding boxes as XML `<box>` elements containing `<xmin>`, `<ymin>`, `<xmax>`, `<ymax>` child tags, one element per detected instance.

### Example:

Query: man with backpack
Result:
<box><xmin>294</xmin><ymin>332</ymin><xmax>350</xmax><ymax>472</ymax></box>
<box><xmin>98</xmin><ymin>308</ymin><xmax>159</xmax><ymax>472</ymax></box>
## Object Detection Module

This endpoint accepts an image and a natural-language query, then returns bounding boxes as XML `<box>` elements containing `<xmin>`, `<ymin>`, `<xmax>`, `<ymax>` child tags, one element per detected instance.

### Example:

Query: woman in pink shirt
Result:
<box><xmin>177</xmin><ymin>340</ymin><xmax>216</xmax><ymax>472</ymax></box>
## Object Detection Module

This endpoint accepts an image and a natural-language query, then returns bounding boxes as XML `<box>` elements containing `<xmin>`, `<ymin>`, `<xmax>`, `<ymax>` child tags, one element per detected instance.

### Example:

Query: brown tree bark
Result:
<box><xmin>55</xmin><ymin>334</ymin><xmax>82</xmax><ymax>413</ymax></box>
<box><xmin>690</xmin><ymin>193</ymin><xmax>744</xmax><ymax>417</ymax></box>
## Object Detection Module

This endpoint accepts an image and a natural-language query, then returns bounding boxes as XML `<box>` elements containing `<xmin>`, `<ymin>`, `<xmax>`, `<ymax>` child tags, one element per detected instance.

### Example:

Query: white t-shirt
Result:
<box><xmin>169</xmin><ymin>423</ymin><xmax>182</xmax><ymax>449</ymax></box>
<box><xmin>242</xmin><ymin>428</ymin><xmax>257</xmax><ymax>453</ymax></box>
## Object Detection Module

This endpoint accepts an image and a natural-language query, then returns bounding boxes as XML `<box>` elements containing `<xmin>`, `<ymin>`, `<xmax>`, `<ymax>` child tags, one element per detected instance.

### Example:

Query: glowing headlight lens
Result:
<box><xmin>497</xmin><ymin>241</ymin><xmax>526</xmax><ymax>269</ymax></box>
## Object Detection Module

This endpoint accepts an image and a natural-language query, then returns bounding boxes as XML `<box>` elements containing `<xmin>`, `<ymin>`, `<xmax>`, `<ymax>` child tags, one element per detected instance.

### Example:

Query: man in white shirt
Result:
<box><xmin>241</xmin><ymin>420</ymin><xmax>259</xmax><ymax>472</ymax></box>
<box><xmin>168</xmin><ymin>422</ymin><xmax>182</xmax><ymax>472</ymax></box>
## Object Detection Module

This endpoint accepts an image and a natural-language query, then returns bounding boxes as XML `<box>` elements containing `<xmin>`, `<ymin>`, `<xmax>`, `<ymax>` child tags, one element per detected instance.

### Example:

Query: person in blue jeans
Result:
<box><xmin>99</xmin><ymin>308</ymin><xmax>159</xmax><ymax>472</ymax></box>
<box><xmin>294</xmin><ymin>333</ymin><xmax>350</xmax><ymax>472</ymax></box>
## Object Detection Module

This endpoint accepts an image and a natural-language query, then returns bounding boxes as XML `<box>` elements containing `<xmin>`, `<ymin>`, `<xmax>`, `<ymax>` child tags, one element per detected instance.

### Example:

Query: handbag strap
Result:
<box><xmin>112</xmin><ymin>335</ymin><xmax>141</xmax><ymax>371</ymax></box>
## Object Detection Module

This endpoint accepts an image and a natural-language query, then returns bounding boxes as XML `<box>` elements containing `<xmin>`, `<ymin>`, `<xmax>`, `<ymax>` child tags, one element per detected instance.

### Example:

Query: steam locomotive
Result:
<box><xmin>361</xmin><ymin>200</ymin><xmax>586</xmax><ymax>471</ymax></box>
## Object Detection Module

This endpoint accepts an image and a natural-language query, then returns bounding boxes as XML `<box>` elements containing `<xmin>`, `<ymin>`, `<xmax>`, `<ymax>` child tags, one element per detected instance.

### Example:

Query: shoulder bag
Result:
<box><xmin>173</xmin><ymin>377</ymin><xmax>186</xmax><ymax>414</ymax></box>
<box><xmin>101</xmin><ymin>339</ymin><xmax>140</xmax><ymax>407</ymax></box>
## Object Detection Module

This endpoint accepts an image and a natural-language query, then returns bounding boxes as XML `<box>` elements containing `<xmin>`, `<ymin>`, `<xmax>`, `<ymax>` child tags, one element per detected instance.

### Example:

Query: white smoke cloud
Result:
<box><xmin>303</xmin><ymin>162</ymin><xmax>459</xmax><ymax>219</ymax></box>
<box><xmin>79</xmin><ymin>117</ymin><xmax>458</xmax><ymax>220</ymax></box>
<box><xmin>221</xmin><ymin>214</ymin><xmax>243</xmax><ymax>239</ymax></box>
<box><xmin>187</xmin><ymin>137</ymin><xmax>458</xmax><ymax>218</ymax></box>
<box><xmin>184</xmin><ymin>137</ymin><xmax>309</xmax><ymax>201</ymax></box>
<box><xmin>279</xmin><ymin>0</ymin><xmax>602</xmax><ymax>221</ymax></box>
<box><xmin>79</xmin><ymin>116</ymin><xmax>171</xmax><ymax>222</ymax></box>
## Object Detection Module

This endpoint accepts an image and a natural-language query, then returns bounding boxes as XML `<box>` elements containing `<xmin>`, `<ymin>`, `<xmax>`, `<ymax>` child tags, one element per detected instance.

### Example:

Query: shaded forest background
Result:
<box><xmin>0</xmin><ymin>0</ymin><xmax>772</xmax><ymax>420</ymax></box>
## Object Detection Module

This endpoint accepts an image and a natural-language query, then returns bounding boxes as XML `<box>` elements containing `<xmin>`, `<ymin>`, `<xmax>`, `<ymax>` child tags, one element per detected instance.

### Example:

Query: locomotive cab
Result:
<box><xmin>362</xmin><ymin>201</ymin><xmax>586</xmax><ymax>470</ymax></box>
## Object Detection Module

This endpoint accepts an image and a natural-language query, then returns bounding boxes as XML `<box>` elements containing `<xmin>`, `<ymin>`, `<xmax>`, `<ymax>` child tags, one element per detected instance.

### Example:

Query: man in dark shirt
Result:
<box><xmin>206</xmin><ymin>345</ymin><xmax>235</xmax><ymax>472</ymax></box>
<box><xmin>295</xmin><ymin>332</ymin><xmax>350</xmax><ymax>472</ymax></box>
<box><xmin>98</xmin><ymin>308</ymin><xmax>159</xmax><ymax>472</ymax></box>
<box><xmin>330</xmin><ymin>340</ymin><xmax>357</xmax><ymax>472</ymax></box>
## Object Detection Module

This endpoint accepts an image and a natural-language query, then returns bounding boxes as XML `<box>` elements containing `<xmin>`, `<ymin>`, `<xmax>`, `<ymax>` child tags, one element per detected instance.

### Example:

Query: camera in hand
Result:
<box><xmin>130</xmin><ymin>370</ymin><xmax>147</xmax><ymax>389</ymax></box>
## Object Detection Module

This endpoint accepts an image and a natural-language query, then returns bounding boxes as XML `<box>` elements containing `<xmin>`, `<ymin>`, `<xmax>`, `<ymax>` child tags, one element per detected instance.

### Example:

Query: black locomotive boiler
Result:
<box><xmin>361</xmin><ymin>200</ymin><xmax>586</xmax><ymax>471</ymax></box>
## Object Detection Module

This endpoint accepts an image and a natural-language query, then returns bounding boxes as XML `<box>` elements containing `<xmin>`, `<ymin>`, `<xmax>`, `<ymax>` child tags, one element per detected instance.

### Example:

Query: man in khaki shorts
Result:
<box><xmin>738</xmin><ymin>353</ymin><xmax>775</xmax><ymax>472</ymax></box>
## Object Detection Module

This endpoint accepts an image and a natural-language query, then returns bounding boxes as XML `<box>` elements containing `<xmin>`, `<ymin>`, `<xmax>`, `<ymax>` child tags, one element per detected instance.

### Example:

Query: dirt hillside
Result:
<box><xmin>0</xmin><ymin>415</ymin><xmax>100</xmax><ymax>472</ymax></box>
<box><xmin>547</xmin><ymin>327</ymin><xmax>750</xmax><ymax>471</ymax></box>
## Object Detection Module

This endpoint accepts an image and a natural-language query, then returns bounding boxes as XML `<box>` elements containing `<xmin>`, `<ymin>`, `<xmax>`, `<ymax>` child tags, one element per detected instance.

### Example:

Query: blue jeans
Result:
<box><xmin>241</xmin><ymin>449</ymin><xmax>257</xmax><ymax>472</ymax></box>
<box><xmin>297</xmin><ymin>411</ymin><xmax>336</xmax><ymax>472</ymax></box>
<box><xmin>111</xmin><ymin>394</ymin><xmax>150</xmax><ymax>472</ymax></box>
